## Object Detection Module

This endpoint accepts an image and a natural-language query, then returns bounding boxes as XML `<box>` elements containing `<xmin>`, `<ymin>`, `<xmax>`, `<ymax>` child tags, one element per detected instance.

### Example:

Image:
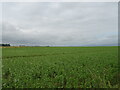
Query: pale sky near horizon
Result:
<box><xmin>1</xmin><ymin>2</ymin><xmax>118</xmax><ymax>46</ymax></box>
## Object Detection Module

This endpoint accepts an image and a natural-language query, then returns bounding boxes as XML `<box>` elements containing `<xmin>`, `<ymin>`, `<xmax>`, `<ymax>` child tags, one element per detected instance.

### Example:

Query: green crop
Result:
<box><xmin>2</xmin><ymin>46</ymin><xmax>119</xmax><ymax>88</ymax></box>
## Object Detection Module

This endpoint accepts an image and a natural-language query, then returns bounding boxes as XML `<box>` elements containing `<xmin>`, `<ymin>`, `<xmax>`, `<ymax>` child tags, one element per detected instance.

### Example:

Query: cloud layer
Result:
<box><xmin>2</xmin><ymin>2</ymin><xmax>118</xmax><ymax>46</ymax></box>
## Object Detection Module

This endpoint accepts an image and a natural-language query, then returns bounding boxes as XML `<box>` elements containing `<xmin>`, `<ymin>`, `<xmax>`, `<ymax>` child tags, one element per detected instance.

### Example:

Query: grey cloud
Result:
<box><xmin>2</xmin><ymin>2</ymin><xmax>118</xmax><ymax>46</ymax></box>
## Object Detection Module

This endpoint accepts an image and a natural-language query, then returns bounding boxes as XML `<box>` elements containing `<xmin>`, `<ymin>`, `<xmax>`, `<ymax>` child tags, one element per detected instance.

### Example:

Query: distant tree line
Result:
<box><xmin>0</xmin><ymin>44</ymin><xmax>10</xmax><ymax>46</ymax></box>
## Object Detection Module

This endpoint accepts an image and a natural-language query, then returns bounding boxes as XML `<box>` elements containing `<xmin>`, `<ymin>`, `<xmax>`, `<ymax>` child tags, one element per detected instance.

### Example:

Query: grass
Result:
<box><xmin>2</xmin><ymin>46</ymin><xmax>119</xmax><ymax>88</ymax></box>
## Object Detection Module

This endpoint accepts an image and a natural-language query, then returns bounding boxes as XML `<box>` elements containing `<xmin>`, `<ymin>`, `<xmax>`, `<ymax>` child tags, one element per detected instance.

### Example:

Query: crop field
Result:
<box><xmin>2</xmin><ymin>46</ymin><xmax>119</xmax><ymax>88</ymax></box>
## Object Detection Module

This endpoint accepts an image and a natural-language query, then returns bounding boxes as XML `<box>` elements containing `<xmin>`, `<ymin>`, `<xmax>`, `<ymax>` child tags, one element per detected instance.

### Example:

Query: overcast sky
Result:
<box><xmin>1</xmin><ymin>2</ymin><xmax>118</xmax><ymax>46</ymax></box>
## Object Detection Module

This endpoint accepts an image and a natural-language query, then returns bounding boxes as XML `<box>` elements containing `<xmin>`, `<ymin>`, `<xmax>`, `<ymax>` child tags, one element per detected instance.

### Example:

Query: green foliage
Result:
<box><xmin>2</xmin><ymin>46</ymin><xmax>118</xmax><ymax>88</ymax></box>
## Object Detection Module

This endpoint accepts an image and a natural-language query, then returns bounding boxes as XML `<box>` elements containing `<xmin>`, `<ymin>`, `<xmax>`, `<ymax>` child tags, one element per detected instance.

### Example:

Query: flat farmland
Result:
<box><xmin>2</xmin><ymin>46</ymin><xmax>118</xmax><ymax>88</ymax></box>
